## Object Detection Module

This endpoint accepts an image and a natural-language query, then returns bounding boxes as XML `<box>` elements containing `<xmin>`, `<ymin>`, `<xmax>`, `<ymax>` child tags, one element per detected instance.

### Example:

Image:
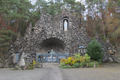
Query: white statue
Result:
<box><xmin>51</xmin><ymin>49</ymin><xmax>53</xmax><ymax>51</ymax></box>
<box><xmin>64</xmin><ymin>20</ymin><xmax>67</xmax><ymax>31</ymax></box>
<box><xmin>19</xmin><ymin>52</ymin><xmax>27</xmax><ymax>67</ymax></box>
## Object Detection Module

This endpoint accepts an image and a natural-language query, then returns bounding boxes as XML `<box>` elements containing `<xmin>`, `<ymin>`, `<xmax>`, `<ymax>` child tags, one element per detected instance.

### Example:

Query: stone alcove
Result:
<box><xmin>62</xmin><ymin>16</ymin><xmax>69</xmax><ymax>31</ymax></box>
<box><xmin>38</xmin><ymin>37</ymin><xmax>66</xmax><ymax>53</ymax></box>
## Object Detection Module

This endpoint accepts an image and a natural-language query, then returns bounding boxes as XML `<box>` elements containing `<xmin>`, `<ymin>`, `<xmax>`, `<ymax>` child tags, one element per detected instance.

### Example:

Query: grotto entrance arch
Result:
<box><xmin>38</xmin><ymin>37</ymin><xmax>66</xmax><ymax>53</ymax></box>
<box><xmin>36</xmin><ymin>37</ymin><xmax>69</xmax><ymax>63</ymax></box>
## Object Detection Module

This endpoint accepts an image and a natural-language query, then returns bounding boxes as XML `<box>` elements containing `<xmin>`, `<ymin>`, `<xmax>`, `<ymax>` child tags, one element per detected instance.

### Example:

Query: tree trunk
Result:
<box><xmin>99</xmin><ymin>3</ymin><xmax>105</xmax><ymax>39</ymax></box>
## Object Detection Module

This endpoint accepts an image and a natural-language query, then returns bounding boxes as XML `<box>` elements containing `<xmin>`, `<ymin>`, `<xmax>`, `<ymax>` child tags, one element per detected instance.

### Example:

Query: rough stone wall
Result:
<box><xmin>8</xmin><ymin>7</ymin><xmax>91</xmax><ymax>63</ymax></box>
<box><xmin>94</xmin><ymin>33</ymin><xmax>120</xmax><ymax>62</ymax></box>
<box><xmin>8</xmin><ymin>7</ymin><xmax>120</xmax><ymax>64</ymax></box>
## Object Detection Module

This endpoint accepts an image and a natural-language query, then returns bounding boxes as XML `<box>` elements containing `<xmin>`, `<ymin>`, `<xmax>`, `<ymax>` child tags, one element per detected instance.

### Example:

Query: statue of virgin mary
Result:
<box><xmin>64</xmin><ymin>20</ymin><xmax>68</xmax><ymax>31</ymax></box>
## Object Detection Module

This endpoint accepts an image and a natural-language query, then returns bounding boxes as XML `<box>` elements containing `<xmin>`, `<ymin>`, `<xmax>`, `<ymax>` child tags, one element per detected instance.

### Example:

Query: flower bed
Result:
<box><xmin>59</xmin><ymin>53</ymin><xmax>99</xmax><ymax>68</ymax></box>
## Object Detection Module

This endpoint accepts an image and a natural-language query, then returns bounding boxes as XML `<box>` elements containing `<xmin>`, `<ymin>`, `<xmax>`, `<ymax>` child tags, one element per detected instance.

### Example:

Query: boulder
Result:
<box><xmin>0</xmin><ymin>63</ymin><xmax>4</xmax><ymax>68</ymax></box>
<box><xmin>108</xmin><ymin>57</ymin><xmax>113</xmax><ymax>62</ymax></box>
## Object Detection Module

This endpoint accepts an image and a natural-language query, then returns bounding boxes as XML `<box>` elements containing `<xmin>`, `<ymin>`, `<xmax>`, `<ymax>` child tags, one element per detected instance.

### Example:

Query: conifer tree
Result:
<box><xmin>87</xmin><ymin>38</ymin><xmax>104</xmax><ymax>61</ymax></box>
<box><xmin>0</xmin><ymin>30</ymin><xmax>18</xmax><ymax>58</ymax></box>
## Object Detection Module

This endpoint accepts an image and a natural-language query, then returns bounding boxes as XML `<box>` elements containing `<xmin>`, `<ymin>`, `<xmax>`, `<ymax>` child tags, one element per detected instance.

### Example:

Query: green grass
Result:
<box><xmin>60</xmin><ymin>66</ymin><xmax>73</xmax><ymax>69</ymax></box>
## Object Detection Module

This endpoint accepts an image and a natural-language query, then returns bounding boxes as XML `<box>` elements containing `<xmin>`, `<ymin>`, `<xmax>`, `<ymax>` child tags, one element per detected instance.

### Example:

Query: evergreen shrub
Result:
<box><xmin>80</xmin><ymin>63</ymin><xmax>83</xmax><ymax>67</ymax></box>
<box><xmin>87</xmin><ymin>38</ymin><xmax>104</xmax><ymax>61</ymax></box>
<box><xmin>73</xmin><ymin>63</ymin><xmax>80</xmax><ymax>68</ymax></box>
<box><xmin>80</xmin><ymin>62</ymin><xmax>86</xmax><ymax>67</ymax></box>
<box><xmin>95</xmin><ymin>62</ymin><xmax>99</xmax><ymax>67</ymax></box>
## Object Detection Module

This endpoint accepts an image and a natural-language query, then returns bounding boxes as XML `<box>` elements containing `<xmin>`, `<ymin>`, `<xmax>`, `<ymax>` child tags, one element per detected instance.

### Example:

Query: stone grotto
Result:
<box><xmin>7</xmin><ymin>7</ymin><xmax>120</xmax><ymax>65</ymax></box>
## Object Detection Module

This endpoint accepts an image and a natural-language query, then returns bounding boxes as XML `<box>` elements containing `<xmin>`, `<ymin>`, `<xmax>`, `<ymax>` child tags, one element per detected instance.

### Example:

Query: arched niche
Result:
<box><xmin>39</xmin><ymin>37</ymin><xmax>66</xmax><ymax>53</ymax></box>
<box><xmin>62</xmin><ymin>16</ymin><xmax>69</xmax><ymax>31</ymax></box>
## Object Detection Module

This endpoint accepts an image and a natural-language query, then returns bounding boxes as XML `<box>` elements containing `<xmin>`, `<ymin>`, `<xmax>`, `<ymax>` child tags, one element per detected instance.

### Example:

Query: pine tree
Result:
<box><xmin>0</xmin><ymin>30</ymin><xmax>18</xmax><ymax>58</ymax></box>
<box><xmin>87</xmin><ymin>38</ymin><xmax>104</xmax><ymax>61</ymax></box>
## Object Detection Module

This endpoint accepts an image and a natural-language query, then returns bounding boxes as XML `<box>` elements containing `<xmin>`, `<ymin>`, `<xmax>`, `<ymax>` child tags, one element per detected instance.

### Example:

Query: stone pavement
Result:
<box><xmin>0</xmin><ymin>63</ymin><xmax>120</xmax><ymax>80</ymax></box>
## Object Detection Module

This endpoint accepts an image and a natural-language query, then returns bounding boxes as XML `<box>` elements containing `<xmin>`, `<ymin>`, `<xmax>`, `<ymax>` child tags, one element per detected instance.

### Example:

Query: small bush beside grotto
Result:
<box><xmin>87</xmin><ymin>38</ymin><xmax>104</xmax><ymax>62</ymax></box>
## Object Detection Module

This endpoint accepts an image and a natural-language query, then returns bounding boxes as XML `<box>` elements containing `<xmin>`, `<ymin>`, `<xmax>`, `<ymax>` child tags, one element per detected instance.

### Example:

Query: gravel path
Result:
<box><xmin>61</xmin><ymin>63</ymin><xmax>120</xmax><ymax>80</ymax></box>
<box><xmin>40</xmin><ymin>63</ymin><xmax>63</xmax><ymax>80</ymax></box>
<box><xmin>0</xmin><ymin>67</ymin><xmax>48</xmax><ymax>80</ymax></box>
<box><xmin>0</xmin><ymin>63</ymin><xmax>120</xmax><ymax>80</ymax></box>
<box><xmin>0</xmin><ymin>63</ymin><xmax>62</xmax><ymax>80</ymax></box>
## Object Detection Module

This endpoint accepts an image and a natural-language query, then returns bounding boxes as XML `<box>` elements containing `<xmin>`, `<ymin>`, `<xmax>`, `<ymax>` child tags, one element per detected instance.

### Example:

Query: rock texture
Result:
<box><xmin>94</xmin><ymin>33</ymin><xmax>119</xmax><ymax>62</ymax></box>
<box><xmin>7</xmin><ymin>7</ymin><xmax>91</xmax><ymax>64</ymax></box>
<box><xmin>7</xmin><ymin>7</ymin><xmax>119</xmax><ymax>64</ymax></box>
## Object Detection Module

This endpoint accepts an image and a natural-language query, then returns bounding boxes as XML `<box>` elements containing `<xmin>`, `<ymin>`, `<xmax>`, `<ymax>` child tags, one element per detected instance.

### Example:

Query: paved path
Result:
<box><xmin>62</xmin><ymin>67</ymin><xmax>120</xmax><ymax>80</ymax></box>
<box><xmin>40</xmin><ymin>63</ymin><xmax>63</xmax><ymax>80</ymax></box>
<box><xmin>0</xmin><ymin>63</ymin><xmax>62</xmax><ymax>80</ymax></box>
<box><xmin>61</xmin><ymin>63</ymin><xmax>120</xmax><ymax>80</ymax></box>
<box><xmin>0</xmin><ymin>63</ymin><xmax>120</xmax><ymax>80</ymax></box>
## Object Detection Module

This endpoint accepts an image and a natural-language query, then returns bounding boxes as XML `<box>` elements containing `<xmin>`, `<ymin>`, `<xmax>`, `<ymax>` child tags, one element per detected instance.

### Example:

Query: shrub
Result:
<box><xmin>75</xmin><ymin>53</ymin><xmax>82</xmax><ymax>62</ymax></box>
<box><xmin>33</xmin><ymin>60</ymin><xmax>36</xmax><ymax>66</ymax></box>
<box><xmin>83</xmin><ymin>63</ymin><xmax>86</xmax><ymax>67</ymax></box>
<box><xmin>85</xmin><ymin>54</ymin><xmax>90</xmax><ymax>63</ymax></box>
<box><xmin>98</xmin><ymin>59</ymin><xmax>102</xmax><ymax>65</ymax></box>
<box><xmin>27</xmin><ymin>64</ymin><xmax>34</xmax><ymax>70</ymax></box>
<box><xmin>63</xmin><ymin>66</ymin><xmax>68</xmax><ymax>68</ymax></box>
<box><xmin>87</xmin><ymin>38</ymin><xmax>104</xmax><ymax>61</ymax></box>
<box><xmin>92</xmin><ymin>60</ymin><xmax>95</xmax><ymax>62</ymax></box>
<box><xmin>89</xmin><ymin>62</ymin><xmax>94</xmax><ymax>67</ymax></box>
<box><xmin>65</xmin><ymin>57</ymin><xmax>77</xmax><ymax>65</ymax></box>
<box><xmin>65</xmin><ymin>57</ymin><xmax>72</xmax><ymax>64</ymax></box>
<box><xmin>60</xmin><ymin>66</ymin><xmax>72</xmax><ymax>68</ymax></box>
<box><xmin>68</xmin><ymin>66</ymin><xmax>72</xmax><ymax>68</ymax></box>
<box><xmin>80</xmin><ymin>63</ymin><xmax>83</xmax><ymax>67</ymax></box>
<box><xmin>60</xmin><ymin>58</ymin><xmax>66</xmax><ymax>63</ymax></box>
<box><xmin>60</xmin><ymin>62</ymin><xmax>65</xmax><ymax>67</ymax></box>
<box><xmin>80</xmin><ymin>62</ymin><xmax>86</xmax><ymax>67</ymax></box>
<box><xmin>80</xmin><ymin>57</ymin><xmax>85</xmax><ymax>63</ymax></box>
<box><xmin>70</xmin><ymin>56</ymin><xmax>77</xmax><ymax>66</ymax></box>
<box><xmin>73</xmin><ymin>63</ymin><xmax>80</xmax><ymax>68</ymax></box>
<box><xmin>95</xmin><ymin>62</ymin><xmax>99</xmax><ymax>67</ymax></box>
